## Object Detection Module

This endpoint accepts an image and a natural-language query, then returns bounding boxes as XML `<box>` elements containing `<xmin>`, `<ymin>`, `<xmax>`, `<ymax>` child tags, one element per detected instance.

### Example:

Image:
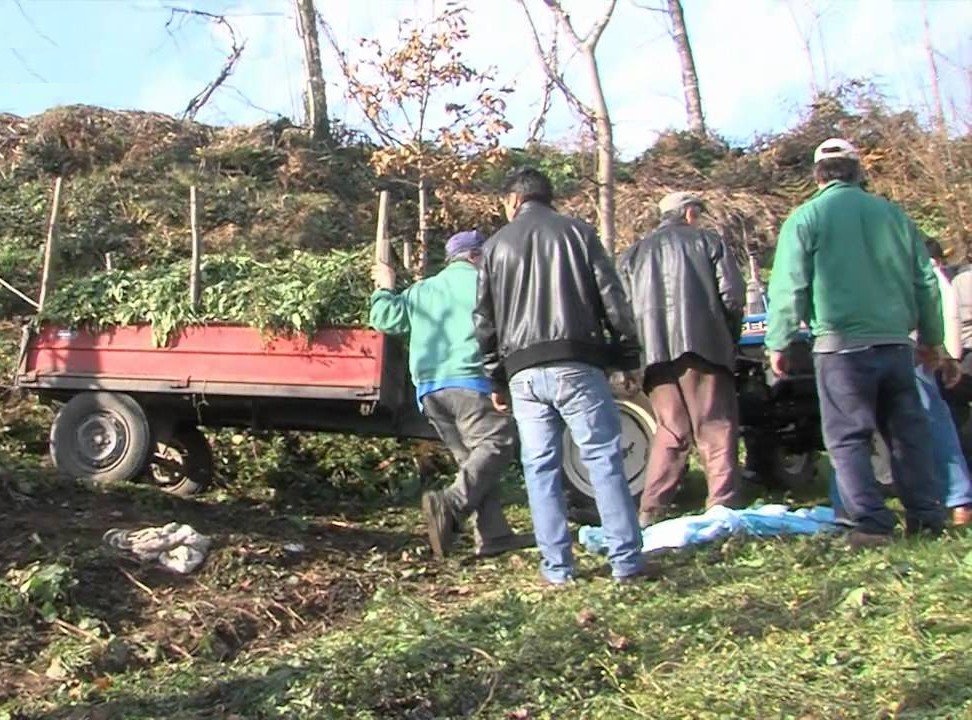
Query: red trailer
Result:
<box><xmin>14</xmin><ymin>322</ymin><xmax>436</xmax><ymax>496</ymax></box>
<box><xmin>9</xmin><ymin>191</ymin><xmax>654</xmax><ymax>512</ymax></box>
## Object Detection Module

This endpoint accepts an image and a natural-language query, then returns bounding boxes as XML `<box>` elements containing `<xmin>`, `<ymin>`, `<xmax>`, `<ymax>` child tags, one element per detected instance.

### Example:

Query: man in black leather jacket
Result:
<box><xmin>474</xmin><ymin>167</ymin><xmax>648</xmax><ymax>586</ymax></box>
<box><xmin>618</xmin><ymin>192</ymin><xmax>745</xmax><ymax>527</ymax></box>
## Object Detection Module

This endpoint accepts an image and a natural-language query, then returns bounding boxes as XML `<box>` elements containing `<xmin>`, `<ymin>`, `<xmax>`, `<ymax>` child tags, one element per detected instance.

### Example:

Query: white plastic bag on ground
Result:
<box><xmin>103</xmin><ymin>522</ymin><xmax>212</xmax><ymax>574</ymax></box>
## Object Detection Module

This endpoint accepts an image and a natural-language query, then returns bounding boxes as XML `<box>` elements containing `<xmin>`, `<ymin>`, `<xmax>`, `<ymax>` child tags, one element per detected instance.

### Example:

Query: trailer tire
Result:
<box><xmin>50</xmin><ymin>392</ymin><xmax>152</xmax><ymax>486</ymax></box>
<box><xmin>148</xmin><ymin>426</ymin><xmax>213</xmax><ymax>497</ymax></box>
<box><xmin>563</xmin><ymin>398</ymin><xmax>654</xmax><ymax>524</ymax></box>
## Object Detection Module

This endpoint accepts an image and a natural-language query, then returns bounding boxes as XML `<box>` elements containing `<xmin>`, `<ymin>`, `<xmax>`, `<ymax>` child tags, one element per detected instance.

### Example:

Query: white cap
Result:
<box><xmin>813</xmin><ymin>138</ymin><xmax>860</xmax><ymax>163</ymax></box>
<box><xmin>659</xmin><ymin>191</ymin><xmax>705</xmax><ymax>215</ymax></box>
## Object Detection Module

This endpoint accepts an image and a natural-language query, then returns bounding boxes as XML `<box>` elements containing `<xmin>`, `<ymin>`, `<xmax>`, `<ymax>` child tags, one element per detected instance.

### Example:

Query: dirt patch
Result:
<box><xmin>0</xmin><ymin>478</ymin><xmax>428</xmax><ymax>705</ymax></box>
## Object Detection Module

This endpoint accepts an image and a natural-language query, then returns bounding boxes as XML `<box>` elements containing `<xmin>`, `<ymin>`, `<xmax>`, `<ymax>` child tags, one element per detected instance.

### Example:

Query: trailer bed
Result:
<box><xmin>17</xmin><ymin>324</ymin><xmax>387</xmax><ymax>401</ymax></box>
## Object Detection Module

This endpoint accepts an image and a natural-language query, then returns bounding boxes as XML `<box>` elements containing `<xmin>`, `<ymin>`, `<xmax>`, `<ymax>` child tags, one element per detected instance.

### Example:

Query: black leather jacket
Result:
<box><xmin>618</xmin><ymin>218</ymin><xmax>745</xmax><ymax>372</ymax></box>
<box><xmin>473</xmin><ymin>201</ymin><xmax>640</xmax><ymax>387</ymax></box>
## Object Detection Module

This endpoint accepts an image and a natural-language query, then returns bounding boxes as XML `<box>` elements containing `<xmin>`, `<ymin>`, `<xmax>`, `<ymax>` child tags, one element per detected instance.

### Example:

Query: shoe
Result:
<box><xmin>615</xmin><ymin>562</ymin><xmax>662</xmax><ymax>584</ymax></box>
<box><xmin>476</xmin><ymin>532</ymin><xmax>536</xmax><ymax>558</ymax></box>
<box><xmin>904</xmin><ymin>518</ymin><xmax>945</xmax><ymax>538</ymax></box>
<box><xmin>638</xmin><ymin>508</ymin><xmax>672</xmax><ymax>529</ymax></box>
<box><xmin>421</xmin><ymin>491</ymin><xmax>456</xmax><ymax>559</ymax></box>
<box><xmin>846</xmin><ymin>530</ymin><xmax>892</xmax><ymax>550</ymax></box>
<box><xmin>537</xmin><ymin>573</ymin><xmax>575</xmax><ymax>591</ymax></box>
<box><xmin>952</xmin><ymin>505</ymin><xmax>972</xmax><ymax>527</ymax></box>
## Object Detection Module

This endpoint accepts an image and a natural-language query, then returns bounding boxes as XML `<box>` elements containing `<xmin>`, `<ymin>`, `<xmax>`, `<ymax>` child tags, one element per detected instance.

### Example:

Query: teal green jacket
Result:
<box><xmin>766</xmin><ymin>181</ymin><xmax>943</xmax><ymax>352</ymax></box>
<box><xmin>369</xmin><ymin>260</ymin><xmax>484</xmax><ymax>385</ymax></box>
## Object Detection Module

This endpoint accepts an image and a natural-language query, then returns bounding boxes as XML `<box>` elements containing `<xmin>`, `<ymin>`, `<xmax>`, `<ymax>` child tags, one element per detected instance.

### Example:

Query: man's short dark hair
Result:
<box><xmin>925</xmin><ymin>238</ymin><xmax>945</xmax><ymax>262</ymax></box>
<box><xmin>502</xmin><ymin>167</ymin><xmax>554</xmax><ymax>205</ymax></box>
<box><xmin>813</xmin><ymin>157</ymin><xmax>862</xmax><ymax>185</ymax></box>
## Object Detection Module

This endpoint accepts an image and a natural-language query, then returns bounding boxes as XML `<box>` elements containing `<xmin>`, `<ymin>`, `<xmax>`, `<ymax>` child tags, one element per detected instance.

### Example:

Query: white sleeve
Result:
<box><xmin>936</xmin><ymin>268</ymin><xmax>962</xmax><ymax>359</ymax></box>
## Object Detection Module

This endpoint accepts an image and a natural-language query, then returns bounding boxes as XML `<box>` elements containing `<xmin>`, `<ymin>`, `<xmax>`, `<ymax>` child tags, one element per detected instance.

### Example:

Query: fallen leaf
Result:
<box><xmin>607</xmin><ymin>631</ymin><xmax>632</xmax><ymax>651</ymax></box>
<box><xmin>45</xmin><ymin>656</ymin><xmax>67</xmax><ymax>680</ymax></box>
<box><xmin>93</xmin><ymin>676</ymin><xmax>113</xmax><ymax>691</ymax></box>
<box><xmin>575</xmin><ymin>607</ymin><xmax>597</xmax><ymax>627</ymax></box>
<box><xmin>842</xmin><ymin>587</ymin><xmax>869</xmax><ymax>608</ymax></box>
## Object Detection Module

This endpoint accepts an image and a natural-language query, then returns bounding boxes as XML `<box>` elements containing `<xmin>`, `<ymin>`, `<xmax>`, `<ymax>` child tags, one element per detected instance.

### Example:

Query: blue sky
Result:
<box><xmin>3</xmin><ymin>0</ymin><xmax>971</xmax><ymax>157</ymax></box>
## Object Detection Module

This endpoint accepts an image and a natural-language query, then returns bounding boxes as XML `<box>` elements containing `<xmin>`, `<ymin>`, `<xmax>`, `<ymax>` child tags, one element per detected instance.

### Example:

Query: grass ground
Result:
<box><xmin>1</xmin><ymin>459</ymin><xmax>970</xmax><ymax>720</ymax></box>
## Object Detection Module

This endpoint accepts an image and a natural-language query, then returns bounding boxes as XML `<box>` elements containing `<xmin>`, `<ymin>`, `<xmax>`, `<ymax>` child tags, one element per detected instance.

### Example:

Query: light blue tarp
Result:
<box><xmin>579</xmin><ymin>504</ymin><xmax>840</xmax><ymax>555</ymax></box>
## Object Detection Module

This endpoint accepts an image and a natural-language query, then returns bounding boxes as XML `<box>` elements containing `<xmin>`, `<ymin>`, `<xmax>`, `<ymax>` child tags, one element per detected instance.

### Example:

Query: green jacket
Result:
<box><xmin>369</xmin><ymin>260</ymin><xmax>484</xmax><ymax>385</ymax></box>
<box><xmin>766</xmin><ymin>181</ymin><xmax>943</xmax><ymax>352</ymax></box>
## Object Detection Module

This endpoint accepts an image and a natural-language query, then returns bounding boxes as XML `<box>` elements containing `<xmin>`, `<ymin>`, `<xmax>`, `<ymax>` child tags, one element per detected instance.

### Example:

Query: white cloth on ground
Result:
<box><xmin>103</xmin><ymin>522</ymin><xmax>212</xmax><ymax>574</ymax></box>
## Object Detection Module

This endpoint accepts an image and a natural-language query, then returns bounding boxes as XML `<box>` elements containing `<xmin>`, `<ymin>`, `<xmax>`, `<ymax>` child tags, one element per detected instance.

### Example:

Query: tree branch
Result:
<box><xmin>527</xmin><ymin>29</ymin><xmax>558</xmax><ymax>144</ymax></box>
<box><xmin>585</xmin><ymin>0</ymin><xmax>618</xmax><ymax>49</ymax></box>
<box><xmin>630</xmin><ymin>1</ymin><xmax>668</xmax><ymax>13</ymax></box>
<box><xmin>318</xmin><ymin>13</ymin><xmax>402</xmax><ymax>147</ymax></box>
<box><xmin>516</xmin><ymin>0</ymin><xmax>593</xmax><ymax>120</ymax></box>
<box><xmin>13</xmin><ymin>0</ymin><xmax>58</xmax><ymax>47</ymax></box>
<box><xmin>182</xmin><ymin>44</ymin><xmax>245</xmax><ymax>120</ymax></box>
<box><xmin>541</xmin><ymin>0</ymin><xmax>616</xmax><ymax>50</ymax></box>
<box><xmin>165</xmin><ymin>8</ymin><xmax>245</xmax><ymax>121</ymax></box>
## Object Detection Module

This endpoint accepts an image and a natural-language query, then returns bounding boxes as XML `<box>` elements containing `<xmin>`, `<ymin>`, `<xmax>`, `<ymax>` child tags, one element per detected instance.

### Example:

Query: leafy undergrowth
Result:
<box><xmin>1</xmin><ymin>468</ymin><xmax>970</xmax><ymax>720</ymax></box>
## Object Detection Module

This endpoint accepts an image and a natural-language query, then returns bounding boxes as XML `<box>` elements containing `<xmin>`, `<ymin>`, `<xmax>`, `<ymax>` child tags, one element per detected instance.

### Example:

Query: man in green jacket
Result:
<box><xmin>370</xmin><ymin>231</ymin><xmax>530</xmax><ymax>559</ymax></box>
<box><xmin>766</xmin><ymin>138</ymin><xmax>948</xmax><ymax>545</ymax></box>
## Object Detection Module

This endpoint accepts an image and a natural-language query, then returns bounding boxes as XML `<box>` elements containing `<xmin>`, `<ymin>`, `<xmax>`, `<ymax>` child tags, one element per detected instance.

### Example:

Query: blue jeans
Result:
<box><xmin>830</xmin><ymin>364</ymin><xmax>972</xmax><ymax>513</ymax></box>
<box><xmin>508</xmin><ymin>362</ymin><xmax>644</xmax><ymax>582</ymax></box>
<box><xmin>817</xmin><ymin>346</ymin><xmax>945</xmax><ymax>534</ymax></box>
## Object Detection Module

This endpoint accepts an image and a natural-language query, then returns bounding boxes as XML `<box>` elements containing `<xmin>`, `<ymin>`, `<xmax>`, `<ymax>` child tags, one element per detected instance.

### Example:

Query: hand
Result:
<box><xmin>371</xmin><ymin>262</ymin><xmax>396</xmax><ymax>290</ymax></box>
<box><xmin>624</xmin><ymin>368</ymin><xmax>645</xmax><ymax>394</ymax></box>
<box><xmin>769</xmin><ymin>350</ymin><xmax>790</xmax><ymax>377</ymax></box>
<box><xmin>940</xmin><ymin>357</ymin><xmax>962</xmax><ymax>389</ymax></box>
<box><xmin>915</xmin><ymin>344</ymin><xmax>941</xmax><ymax>373</ymax></box>
<box><xmin>609</xmin><ymin>369</ymin><xmax>643</xmax><ymax>398</ymax></box>
<box><xmin>491</xmin><ymin>391</ymin><xmax>510</xmax><ymax>414</ymax></box>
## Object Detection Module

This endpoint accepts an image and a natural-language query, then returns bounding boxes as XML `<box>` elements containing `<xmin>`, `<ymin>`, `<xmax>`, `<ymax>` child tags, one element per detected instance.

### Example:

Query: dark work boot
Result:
<box><xmin>422</xmin><ymin>490</ymin><xmax>458</xmax><ymax>559</ymax></box>
<box><xmin>846</xmin><ymin>530</ymin><xmax>893</xmax><ymax>550</ymax></box>
<box><xmin>476</xmin><ymin>532</ymin><xmax>535</xmax><ymax>558</ymax></box>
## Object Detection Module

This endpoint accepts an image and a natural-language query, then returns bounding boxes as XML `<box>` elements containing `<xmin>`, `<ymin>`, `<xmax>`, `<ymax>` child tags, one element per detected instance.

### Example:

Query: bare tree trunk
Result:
<box><xmin>583</xmin><ymin>47</ymin><xmax>616</xmax><ymax>256</ymax></box>
<box><xmin>295</xmin><ymin>0</ymin><xmax>331</xmax><ymax>144</ymax></box>
<box><xmin>922</xmin><ymin>0</ymin><xmax>947</xmax><ymax>135</ymax></box>
<box><xmin>666</xmin><ymin>0</ymin><xmax>705</xmax><ymax>136</ymax></box>
<box><xmin>416</xmin><ymin>177</ymin><xmax>429</xmax><ymax>278</ymax></box>
<box><xmin>523</xmin><ymin>0</ymin><xmax>617</xmax><ymax>255</ymax></box>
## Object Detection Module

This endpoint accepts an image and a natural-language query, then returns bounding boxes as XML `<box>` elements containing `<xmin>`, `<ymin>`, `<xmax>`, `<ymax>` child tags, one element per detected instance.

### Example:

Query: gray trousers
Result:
<box><xmin>422</xmin><ymin>388</ymin><xmax>516</xmax><ymax>549</ymax></box>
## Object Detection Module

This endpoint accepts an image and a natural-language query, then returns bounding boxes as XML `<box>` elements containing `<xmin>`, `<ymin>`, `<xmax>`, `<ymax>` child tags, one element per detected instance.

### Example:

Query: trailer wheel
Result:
<box><xmin>563</xmin><ymin>398</ymin><xmax>654</xmax><ymax>524</ymax></box>
<box><xmin>148</xmin><ymin>426</ymin><xmax>213</xmax><ymax>497</ymax></box>
<box><xmin>50</xmin><ymin>392</ymin><xmax>152</xmax><ymax>485</ymax></box>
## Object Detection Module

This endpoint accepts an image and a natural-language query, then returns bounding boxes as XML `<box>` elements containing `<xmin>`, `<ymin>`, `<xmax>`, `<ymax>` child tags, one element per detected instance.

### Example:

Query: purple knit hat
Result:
<box><xmin>445</xmin><ymin>230</ymin><xmax>486</xmax><ymax>258</ymax></box>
